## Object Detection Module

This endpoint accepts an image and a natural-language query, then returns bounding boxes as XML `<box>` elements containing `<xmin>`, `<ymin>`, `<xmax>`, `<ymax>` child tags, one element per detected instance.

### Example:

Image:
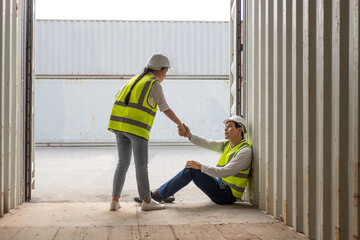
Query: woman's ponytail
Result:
<box><xmin>124</xmin><ymin>67</ymin><xmax>151</xmax><ymax>105</ymax></box>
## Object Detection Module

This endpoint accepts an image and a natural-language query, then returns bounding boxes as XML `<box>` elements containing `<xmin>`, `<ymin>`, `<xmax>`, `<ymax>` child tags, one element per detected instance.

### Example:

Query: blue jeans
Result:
<box><xmin>112</xmin><ymin>131</ymin><xmax>150</xmax><ymax>200</ymax></box>
<box><xmin>157</xmin><ymin>168</ymin><xmax>236</xmax><ymax>205</ymax></box>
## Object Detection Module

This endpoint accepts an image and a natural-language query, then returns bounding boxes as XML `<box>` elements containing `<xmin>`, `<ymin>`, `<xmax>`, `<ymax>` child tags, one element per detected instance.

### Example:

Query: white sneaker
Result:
<box><xmin>141</xmin><ymin>199</ymin><xmax>165</xmax><ymax>211</ymax></box>
<box><xmin>110</xmin><ymin>201</ymin><xmax>120</xmax><ymax>211</ymax></box>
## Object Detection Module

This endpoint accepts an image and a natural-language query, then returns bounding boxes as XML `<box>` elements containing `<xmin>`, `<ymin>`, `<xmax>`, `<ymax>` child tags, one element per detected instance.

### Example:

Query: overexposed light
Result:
<box><xmin>36</xmin><ymin>0</ymin><xmax>230</xmax><ymax>21</ymax></box>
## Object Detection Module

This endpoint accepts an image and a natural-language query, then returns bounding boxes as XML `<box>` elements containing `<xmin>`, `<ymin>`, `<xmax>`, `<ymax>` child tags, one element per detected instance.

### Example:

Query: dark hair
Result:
<box><xmin>234</xmin><ymin>122</ymin><xmax>245</xmax><ymax>139</ymax></box>
<box><xmin>124</xmin><ymin>67</ymin><xmax>151</xmax><ymax>105</ymax></box>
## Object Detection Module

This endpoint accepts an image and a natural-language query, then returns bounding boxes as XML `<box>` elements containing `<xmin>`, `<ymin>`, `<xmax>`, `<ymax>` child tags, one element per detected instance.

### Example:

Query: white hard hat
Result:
<box><xmin>147</xmin><ymin>53</ymin><xmax>171</xmax><ymax>70</ymax></box>
<box><xmin>223</xmin><ymin>115</ymin><xmax>247</xmax><ymax>133</ymax></box>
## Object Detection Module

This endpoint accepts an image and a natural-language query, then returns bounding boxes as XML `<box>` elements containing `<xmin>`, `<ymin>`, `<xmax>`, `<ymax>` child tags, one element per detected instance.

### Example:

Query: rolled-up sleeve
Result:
<box><xmin>149</xmin><ymin>81</ymin><xmax>169</xmax><ymax>112</ymax></box>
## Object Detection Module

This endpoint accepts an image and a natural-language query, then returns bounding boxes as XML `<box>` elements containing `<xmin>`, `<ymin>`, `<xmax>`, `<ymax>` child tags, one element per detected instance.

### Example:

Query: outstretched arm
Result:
<box><xmin>163</xmin><ymin>108</ymin><xmax>185</xmax><ymax>133</ymax></box>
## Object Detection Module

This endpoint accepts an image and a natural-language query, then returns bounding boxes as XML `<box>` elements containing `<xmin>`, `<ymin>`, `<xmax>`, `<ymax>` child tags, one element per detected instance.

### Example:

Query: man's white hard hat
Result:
<box><xmin>223</xmin><ymin>115</ymin><xmax>247</xmax><ymax>133</ymax></box>
<box><xmin>147</xmin><ymin>53</ymin><xmax>171</xmax><ymax>70</ymax></box>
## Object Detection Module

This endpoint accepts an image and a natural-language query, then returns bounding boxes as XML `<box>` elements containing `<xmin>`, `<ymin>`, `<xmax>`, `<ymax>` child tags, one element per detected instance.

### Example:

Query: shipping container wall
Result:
<box><xmin>35</xmin><ymin>77</ymin><xmax>230</xmax><ymax>144</ymax></box>
<box><xmin>244</xmin><ymin>0</ymin><xmax>359</xmax><ymax>239</ymax></box>
<box><xmin>35</xmin><ymin>20</ymin><xmax>230</xmax><ymax>76</ymax></box>
<box><xmin>0</xmin><ymin>0</ymin><xmax>34</xmax><ymax>217</ymax></box>
<box><xmin>35</xmin><ymin>20</ymin><xmax>231</xmax><ymax>144</ymax></box>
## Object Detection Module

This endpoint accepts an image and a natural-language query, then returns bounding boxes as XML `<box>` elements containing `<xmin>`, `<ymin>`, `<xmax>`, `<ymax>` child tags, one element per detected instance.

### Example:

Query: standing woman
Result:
<box><xmin>108</xmin><ymin>53</ymin><xmax>185</xmax><ymax>211</ymax></box>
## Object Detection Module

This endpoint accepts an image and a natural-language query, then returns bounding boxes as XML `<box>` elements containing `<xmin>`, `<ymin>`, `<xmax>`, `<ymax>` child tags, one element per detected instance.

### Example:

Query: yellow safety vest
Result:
<box><xmin>217</xmin><ymin>140</ymin><xmax>251</xmax><ymax>199</ymax></box>
<box><xmin>108</xmin><ymin>74</ymin><xmax>158</xmax><ymax>140</ymax></box>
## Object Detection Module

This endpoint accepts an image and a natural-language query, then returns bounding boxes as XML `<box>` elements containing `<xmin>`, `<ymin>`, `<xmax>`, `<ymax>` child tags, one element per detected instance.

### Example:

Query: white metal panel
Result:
<box><xmin>230</xmin><ymin>0</ymin><xmax>237</xmax><ymax>116</ymax></box>
<box><xmin>0</xmin><ymin>0</ymin><xmax>6</xmax><ymax>218</ymax></box>
<box><xmin>34</xmin><ymin>20</ymin><xmax>231</xmax><ymax>144</ymax></box>
<box><xmin>0</xmin><ymin>0</ymin><xmax>28</xmax><ymax>217</ymax></box>
<box><xmin>35</xmin><ymin>20</ymin><xmax>229</xmax><ymax>76</ymax></box>
<box><xmin>4</xmin><ymin>0</ymin><xmax>14</xmax><ymax>214</ymax></box>
<box><xmin>34</xmin><ymin>78</ymin><xmax>230</xmax><ymax>144</ymax></box>
<box><xmin>349</xmin><ymin>0</ymin><xmax>359</xmax><ymax>238</ymax></box>
<box><xmin>244</xmin><ymin>0</ymin><xmax>359</xmax><ymax>239</ymax></box>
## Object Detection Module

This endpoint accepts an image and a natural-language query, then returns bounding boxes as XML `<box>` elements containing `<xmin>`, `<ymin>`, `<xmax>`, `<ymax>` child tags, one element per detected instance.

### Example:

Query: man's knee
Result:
<box><xmin>187</xmin><ymin>168</ymin><xmax>202</xmax><ymax>178</ymax></box>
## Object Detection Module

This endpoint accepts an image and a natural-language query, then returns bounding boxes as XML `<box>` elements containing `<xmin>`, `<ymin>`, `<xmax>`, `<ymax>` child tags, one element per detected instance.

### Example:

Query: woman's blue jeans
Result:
<box><xmin>112</xmin><ymin>131</ymin><xmax>150</xmax><ymax>200</ymax></box>
<box><xmin>157</xmin><ymin>168</ymin><xmax>236</xmax><ymax>205</ymax></box>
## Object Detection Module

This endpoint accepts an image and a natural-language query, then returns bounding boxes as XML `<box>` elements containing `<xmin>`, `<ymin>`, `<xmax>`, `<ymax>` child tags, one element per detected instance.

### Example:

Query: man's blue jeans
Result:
<box><xmin>157</xmin><ymin>168</ymin><xmax>236</xmax><ymax>205</ymax></box>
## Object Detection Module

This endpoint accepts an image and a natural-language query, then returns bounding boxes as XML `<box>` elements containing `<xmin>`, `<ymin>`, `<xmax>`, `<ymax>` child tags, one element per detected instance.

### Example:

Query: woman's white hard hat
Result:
<box><xmin>147</xmin><ymin>53</ymin><xmax>171</xmax><ymax>70</ymax></box>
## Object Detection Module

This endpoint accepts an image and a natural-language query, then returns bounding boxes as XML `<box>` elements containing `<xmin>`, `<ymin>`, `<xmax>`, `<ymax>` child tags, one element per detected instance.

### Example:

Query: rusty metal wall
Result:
<box><xmin>0</xmin><ymin>0</ymin><xmax>34</xmax><ymax>217</ymax></box>
<box><xmin>244</xmin><ymin>0</ymin><xmax>359</xmax><ymax>239</ymax></box>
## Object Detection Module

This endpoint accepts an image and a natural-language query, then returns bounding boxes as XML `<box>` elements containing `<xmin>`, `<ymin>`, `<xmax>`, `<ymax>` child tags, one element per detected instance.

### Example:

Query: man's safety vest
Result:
<box><xmin>108</xmin><ymin>74</ymin><xmax>158</xmax><ymax>140</ymax></box>
<box><xmin>217</xmin><ymin>140</ymin><xmax>251</xmax><ymax>199</ymax></box>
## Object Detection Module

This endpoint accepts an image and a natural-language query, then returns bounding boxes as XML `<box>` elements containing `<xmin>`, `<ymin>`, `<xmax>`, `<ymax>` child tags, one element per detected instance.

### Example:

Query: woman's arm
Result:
<box><xmin>163</xmin><ymin>108</ymin><xmax>185</xmax><ymax>132</ymax></box>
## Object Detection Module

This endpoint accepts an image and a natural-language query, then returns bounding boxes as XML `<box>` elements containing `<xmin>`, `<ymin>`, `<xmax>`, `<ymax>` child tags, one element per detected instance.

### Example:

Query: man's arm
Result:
<box><xmin>179</xmin><ymin>123</ymin><xmax>224</xmax><ymax>153</ymax></box>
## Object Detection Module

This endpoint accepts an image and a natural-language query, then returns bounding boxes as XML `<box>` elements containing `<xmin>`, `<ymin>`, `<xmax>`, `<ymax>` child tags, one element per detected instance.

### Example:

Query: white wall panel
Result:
<box><xmin>35</xmin><ymin>20</ymin><xmax>229</xmax><ymax>76</ymax></box>
<box><xmin>35</xmin><ymin>78</ymin><xmax>230</xmax><ymax>144</ymax></box>
<box><xmin>34</xmin><ymin>20</ymin><xmax>231</xmax><ymax>144</ymax></box>
<box><xmin>244</xmin><ymin>0</ymin><xmax>359</xmax><ymax>239</ymax></box>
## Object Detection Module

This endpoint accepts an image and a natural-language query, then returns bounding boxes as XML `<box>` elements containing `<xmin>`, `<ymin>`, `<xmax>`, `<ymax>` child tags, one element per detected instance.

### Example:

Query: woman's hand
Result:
<box><xmin>182</xmin><ymin>123</ymin><xmax>191</xmax><ymax>138</ymax></box>
<box><xmin>177</xmin><ymin>124</ymin><xmax>186</xmax><ymax>136</ymax></box>
<box><xmin>178</xmin><ymin>123</ymin><xmax>191</xmax><ymax>138</ymax></box>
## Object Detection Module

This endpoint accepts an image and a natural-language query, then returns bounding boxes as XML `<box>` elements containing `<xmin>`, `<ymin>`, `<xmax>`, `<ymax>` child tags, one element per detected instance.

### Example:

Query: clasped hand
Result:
<box><xmin>177</xmin><ymin>123</ymin><xmax>190</xmax><ymax>138</ymax></box>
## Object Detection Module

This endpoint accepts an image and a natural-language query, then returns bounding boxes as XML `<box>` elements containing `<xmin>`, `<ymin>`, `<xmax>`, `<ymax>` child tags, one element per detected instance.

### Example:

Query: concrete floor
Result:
<box><xmin>0</xmin><ymin>146</ymin><xmax>307</xmax><ymax>239</ymax></box>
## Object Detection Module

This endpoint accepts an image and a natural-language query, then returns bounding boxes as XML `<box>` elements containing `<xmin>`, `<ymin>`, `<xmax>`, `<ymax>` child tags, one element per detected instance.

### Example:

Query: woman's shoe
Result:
<box><xmin>110</xmin><ymin>201</ymin><xmax>120</xmax><ymax>211</ymax></box>
<box><xmin>141</xmin><ymin>199</ymin><xmax>165</xmax><ymax>211</ymax></box>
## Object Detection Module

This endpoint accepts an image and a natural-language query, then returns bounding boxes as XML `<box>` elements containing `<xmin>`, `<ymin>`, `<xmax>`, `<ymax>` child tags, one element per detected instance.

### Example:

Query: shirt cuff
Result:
<box><xmin>200</xmin><ymin>164</ymin><xmax>209</xmax><ymax>173</ymax></box>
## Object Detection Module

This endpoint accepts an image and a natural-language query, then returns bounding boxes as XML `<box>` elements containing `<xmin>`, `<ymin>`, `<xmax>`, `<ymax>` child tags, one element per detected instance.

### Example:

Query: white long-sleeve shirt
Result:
<box><xmin>189</xmin><ymin>134</ymin><xmax>252</xmax><ymax>179</ymax></box>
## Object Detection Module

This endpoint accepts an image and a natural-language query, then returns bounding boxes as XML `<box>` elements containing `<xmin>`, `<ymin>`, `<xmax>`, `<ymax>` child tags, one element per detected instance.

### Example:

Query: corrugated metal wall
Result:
<box><xmin>35</xmin><ymin>78</ymin><xmax>230</xmax><ymax>144</ymax></box>
<box><xmin>35</xmin><ymin>20</ymin><xmax>231</xmax><ymax>144</ymax></box>
<box><xmin>244</xmin><ymin>0</ymin><xmax>359</xmax><ymax>239</ymax></box>
<box><xmin>0</xmin><ymin>0</ymin><xmax>35</xmax><ymax>217</ymax></box>
<box><xmin>35</xmin><ymin>20</ymin><xmax>229</xmax><ymax>76</ymax></box>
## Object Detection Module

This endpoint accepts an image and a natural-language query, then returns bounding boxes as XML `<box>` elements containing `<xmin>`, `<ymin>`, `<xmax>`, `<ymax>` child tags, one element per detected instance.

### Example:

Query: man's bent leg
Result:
<box><xmin>157</xmin><ymin>168</ymin><xmax>194</xmax><ymax>199</ymax></box>
<box><xmin>157</xmin><ymin>168</ymin><xmax>235</xmax><ymax>205</ymax></box>
<box><xmin>189</xmin><ymin>169</ymin><xmax>236</xmax><ymax>205</ymax></box>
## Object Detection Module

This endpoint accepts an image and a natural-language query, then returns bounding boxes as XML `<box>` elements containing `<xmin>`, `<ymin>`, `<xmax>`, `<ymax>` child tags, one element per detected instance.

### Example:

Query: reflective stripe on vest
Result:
<box><xmin>108</xmin><ymin>74</ymin><xmax>158</xmax><ymax>140</ymax></box>
<box><xmin>217</xmin><ymin>140</ymin><xmax>251</xmax><ymax>199</ymax></box>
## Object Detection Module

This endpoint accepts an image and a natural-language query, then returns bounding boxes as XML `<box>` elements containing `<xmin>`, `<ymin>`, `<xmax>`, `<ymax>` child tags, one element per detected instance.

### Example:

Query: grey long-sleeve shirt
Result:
<box><xmin>189</xmin><ymin>134</ymin><xmax>252</xmax><ymax>179</ymax></box>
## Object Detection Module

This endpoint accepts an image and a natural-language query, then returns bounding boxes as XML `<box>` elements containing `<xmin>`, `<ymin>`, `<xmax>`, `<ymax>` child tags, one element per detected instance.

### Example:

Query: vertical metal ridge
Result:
<box><xmin>332</xmin><ymin>0</ymin><xmax>341</xmax><ymax>238</ymax></box>
<box><xmin>0</xmin><ymin>0</ymin><xmax>6</xmax><ymax>219</ymax></box>
<box><xmin>0</xmin><ymin>0</ymin><xmax>29</xmax><ymax>218</ymax></box>
<box><xmin>272</xmin><ymin>0</ymin><xmax>279</xmax><ymax>220</ymax></box>
<box><xmin>244</xmin><ymin>0</ymin><xmax>358</xmax><ymax>238</ymax></box>
<box><xmin>349</xmin><ymin>1</ymin><xmax>359</xmax><ymax>239</ymax></box>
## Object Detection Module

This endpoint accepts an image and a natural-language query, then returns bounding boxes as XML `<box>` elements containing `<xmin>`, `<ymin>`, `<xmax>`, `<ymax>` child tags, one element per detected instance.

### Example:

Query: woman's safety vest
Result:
<box><xmin>217</xmin><ymin>140</ymin><xmax>251</xmax><ymax>199</ymax></box>
<box><xmin>108</xmin><ymin>74</ymin><xmax>158</xmax><ymax>140</ymax></box>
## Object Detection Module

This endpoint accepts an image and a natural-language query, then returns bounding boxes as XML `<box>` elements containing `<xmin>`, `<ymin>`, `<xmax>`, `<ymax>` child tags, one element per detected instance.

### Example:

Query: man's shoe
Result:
<box><xmin>150</xmin><ymin>190</ymin><xmax>163</xmax><ymax>202</ymax></box>
<box><xmin>134</xmin><ymin>194</ymin><xmax>175</xmax><ymax>204</ymax></box>
<box><xmin>164</xmin><ymin>195</ymin><xmax>175</xmax><ymax>203</ymax></box>
<box><xmin>110</xmin><ymin>201</ymin><xmax>120</xmax><ymax>211</ymax></box>
<box><xmin>153</xmin><ymin>191</ymin><xmax>175</xmax><ymax>203</ymax></box>
<box><xmin>134</xmin><ymin>197</ymin><xmax>142</xmax><ymax>205</ymax></box>
<box><xmin>141</xmin><ymin>199</ymin><xmax>165</xmax><ymax>211</ymax></box>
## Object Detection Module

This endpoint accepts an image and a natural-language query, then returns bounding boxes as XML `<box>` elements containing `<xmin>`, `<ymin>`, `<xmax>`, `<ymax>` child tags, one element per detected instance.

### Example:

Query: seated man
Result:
<box><xmin>135</xmin><ymin>115</ymin><xmax>252</xmax><ymax>205</ymax></box>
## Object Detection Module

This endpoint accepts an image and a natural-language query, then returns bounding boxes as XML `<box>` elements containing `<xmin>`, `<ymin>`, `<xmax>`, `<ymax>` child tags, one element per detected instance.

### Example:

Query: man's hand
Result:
<box><xmin>178</xmin><ymin>123</ymin><xmax>191</xmax><ymax>138</ymax></box>
<box><xmin>185</xmin><ymin>160</ymin><xmax>201</xmax><ymax>170</ymax></box>
<box><xmin>177</xmin><ymin>124</ymin><xmax>186</xmax><ymax>137</ymax></box>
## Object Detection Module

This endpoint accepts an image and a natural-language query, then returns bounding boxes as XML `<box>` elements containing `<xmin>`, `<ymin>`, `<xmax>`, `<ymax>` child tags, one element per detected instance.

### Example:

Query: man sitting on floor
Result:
<box><xmin>134</xmin><ymin>115</ymin><xmax>252</xmax><ymax>206</ymax></box>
